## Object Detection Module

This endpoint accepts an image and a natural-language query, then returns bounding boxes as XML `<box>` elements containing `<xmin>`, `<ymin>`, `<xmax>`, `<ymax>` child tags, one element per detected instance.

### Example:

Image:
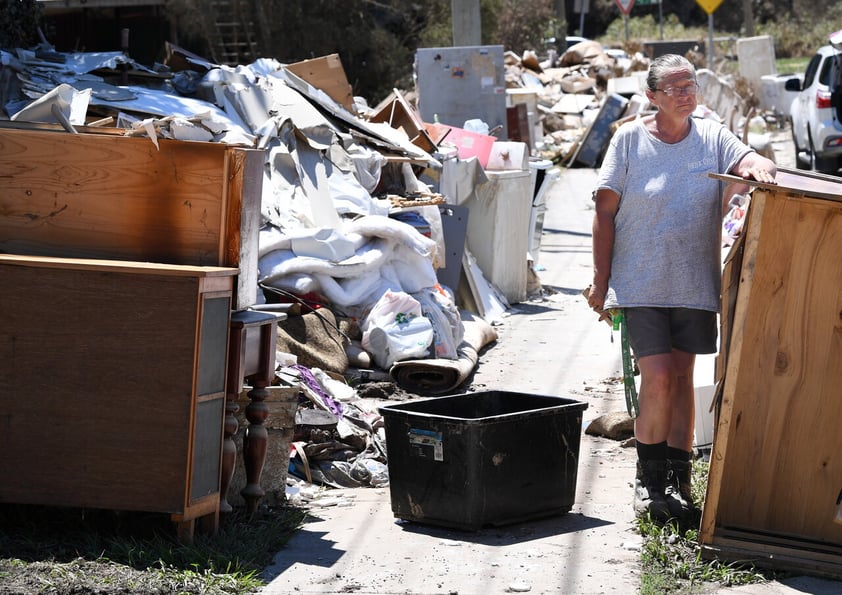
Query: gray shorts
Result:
<box><xmin>624</xmin><ymin>307</ymin><xmax>717</xmax><ymax>358</ymax></box>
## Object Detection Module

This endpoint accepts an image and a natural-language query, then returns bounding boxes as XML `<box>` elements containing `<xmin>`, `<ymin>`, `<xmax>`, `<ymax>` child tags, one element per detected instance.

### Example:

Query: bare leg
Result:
<box><xmin>634</xmin><ymin>352</ymin><xmax>674</xmax><ymax>444</ymax></box>
<box><xmin>634</xmin><ymin>349</ymin><xmax>695</xmax><ymax>448</ymax></box>
<box><xmin>667</xmin><ymin>349</ymin><xmax>696</xmax><ymax>453</ymax></box>
<box><xmin>633</xmin><ymin>349</ymin><xmax>696</xmax><ymax>523</ymax></box>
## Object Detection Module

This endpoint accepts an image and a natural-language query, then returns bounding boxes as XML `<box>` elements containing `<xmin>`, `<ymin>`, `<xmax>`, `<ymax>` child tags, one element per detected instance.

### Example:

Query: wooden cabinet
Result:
<box><xmin>0</xmin><ymin>125</ymin><xmax>263</xmax><ymax>309</ymax></box>
<box><xmin>0</xmin><ymin>255</ymin><xmax>238</xmax><ymax>540</ymax></box>
<box><xmin>700</xmin><ymin>169</ymin><xmax>842</xmax><ymax>577</ymax></box>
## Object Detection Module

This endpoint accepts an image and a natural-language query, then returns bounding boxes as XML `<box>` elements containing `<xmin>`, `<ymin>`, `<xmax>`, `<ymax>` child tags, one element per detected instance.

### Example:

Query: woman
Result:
<box><xmin>587</xmin><ymin>54</ymin><xmax>776</xmax><ymax>524</ymax></box>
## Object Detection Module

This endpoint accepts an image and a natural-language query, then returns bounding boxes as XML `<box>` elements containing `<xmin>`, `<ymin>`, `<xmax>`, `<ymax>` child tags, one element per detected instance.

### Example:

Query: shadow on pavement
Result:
<box><xmin>385</xmin><ymin>511</ymin><xmax>613</xmax><ymax>545</ymax></box>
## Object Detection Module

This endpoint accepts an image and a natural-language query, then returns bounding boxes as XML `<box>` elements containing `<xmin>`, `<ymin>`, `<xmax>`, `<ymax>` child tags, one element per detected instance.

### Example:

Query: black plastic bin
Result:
<box><xmin>379</xmin><ymin>390</ymin><xmax>588</xmax><ymax>531</ymax></box>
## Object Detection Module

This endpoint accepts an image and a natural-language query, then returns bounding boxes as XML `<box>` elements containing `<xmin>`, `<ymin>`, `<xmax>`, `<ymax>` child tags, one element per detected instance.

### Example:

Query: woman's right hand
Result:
<box><xmin>587</xmin><ymin>284</ymin><xmax>611</xmax><ymax>322</ymax></box>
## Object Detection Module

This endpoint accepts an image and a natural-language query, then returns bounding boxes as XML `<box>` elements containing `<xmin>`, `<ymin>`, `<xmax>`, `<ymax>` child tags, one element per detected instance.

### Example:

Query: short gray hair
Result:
<box><xmin>647</xmin><ymin>54</ymin><xmax>696</xmax><ymax>91</ymax></box>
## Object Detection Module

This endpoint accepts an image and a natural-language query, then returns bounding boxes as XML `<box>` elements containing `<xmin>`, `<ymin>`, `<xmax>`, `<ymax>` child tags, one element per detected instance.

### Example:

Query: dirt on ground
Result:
<box><xmin>0</xmin><ymin>559</ymin><xmax>161</xmax><ymax>595</ymax></box>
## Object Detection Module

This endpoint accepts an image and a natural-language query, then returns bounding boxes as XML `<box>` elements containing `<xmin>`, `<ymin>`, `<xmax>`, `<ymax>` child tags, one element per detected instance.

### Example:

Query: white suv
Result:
<box><xmin>785</xmin><ymin>45</ymin><xmax>842</xmax><ymax>173</ymax></box>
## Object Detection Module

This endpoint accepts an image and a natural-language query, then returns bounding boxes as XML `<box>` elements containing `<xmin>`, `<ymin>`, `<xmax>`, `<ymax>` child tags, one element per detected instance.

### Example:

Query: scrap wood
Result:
<box><xmin>386</xmin><ymin>191</ymin><xmax>445</xmax><ymax>208</ymax></box>
<box><xmin>365</xmin><ymin>88</ymin><xmax>436</xmax><ymax>153</ymax></box>
<box><xmin>286</xmin><ymin>53</ymin><xmax>355</xmax><ymax>113</ymax></box>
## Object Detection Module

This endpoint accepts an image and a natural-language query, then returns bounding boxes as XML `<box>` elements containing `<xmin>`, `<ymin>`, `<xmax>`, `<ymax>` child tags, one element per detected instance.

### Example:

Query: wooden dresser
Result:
<box><xmin>0</xmin><ymin>125</ymin><xmax>278</xmax><ymax>527</ymax></box>
<box><xmin>0</xmin><ymin>254</ymin><xmax>238</xmax><ymax>541</ymax></box>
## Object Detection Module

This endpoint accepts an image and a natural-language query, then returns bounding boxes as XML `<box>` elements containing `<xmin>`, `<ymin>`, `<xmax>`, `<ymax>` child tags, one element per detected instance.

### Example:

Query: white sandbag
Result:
<box><xmin>312</xmin><ymin>271</ymin><xmax>392</xmax><ymax>310</ymax></box>
<box><xmin>344</xmin><ymin>215</ymin><xmax>436</xmax><ymax>259</ymax></box>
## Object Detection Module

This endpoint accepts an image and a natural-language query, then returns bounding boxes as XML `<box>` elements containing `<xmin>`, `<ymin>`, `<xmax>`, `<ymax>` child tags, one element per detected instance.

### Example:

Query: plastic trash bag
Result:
<box><xmin>414</xmin><ymin>287</ymin><xmax>464</xmax><ymax>360</ymax></box>
<box><xmin>361</xmin><ymin>290</ymin><xmax>433</xmax><ymax>369</ymax></box>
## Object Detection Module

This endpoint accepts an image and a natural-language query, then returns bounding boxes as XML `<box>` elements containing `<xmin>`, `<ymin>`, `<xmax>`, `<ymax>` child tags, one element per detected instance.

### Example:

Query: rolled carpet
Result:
<box><xmin>389</xmin><ymin>311</ymin><xmax>498</xmax><ymax>395</ymax></box>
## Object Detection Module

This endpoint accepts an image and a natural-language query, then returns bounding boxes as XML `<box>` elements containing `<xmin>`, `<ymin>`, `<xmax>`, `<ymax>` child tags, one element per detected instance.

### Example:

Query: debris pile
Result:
<box><xmin>0</xmin><ymin>37</ymin><xmax>773</xmax><ymax>495</ymax></box>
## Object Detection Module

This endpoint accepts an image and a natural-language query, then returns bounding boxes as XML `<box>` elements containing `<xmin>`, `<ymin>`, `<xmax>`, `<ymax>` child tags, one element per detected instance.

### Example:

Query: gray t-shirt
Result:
<box><xmin>595</xmin><ymin>117</ymin><xmax>752</xmax><ymax>312</ymax></box>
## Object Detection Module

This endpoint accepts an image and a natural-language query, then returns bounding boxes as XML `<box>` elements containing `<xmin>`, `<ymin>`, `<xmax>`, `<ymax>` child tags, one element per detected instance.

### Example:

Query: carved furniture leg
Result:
<box><xmin>239</xmin><ymin>313</ymin><xmax>280</xmax><ymax>515</ymax></box>
<box><xmin>220</xmin><ymin>317</ymin><xmax>246</xmax><ymax>513</ymax></box>
<box><xmin>241</xmin><ymin>380</ymin><xmax>269</xmax><ymax>514</ymax></box>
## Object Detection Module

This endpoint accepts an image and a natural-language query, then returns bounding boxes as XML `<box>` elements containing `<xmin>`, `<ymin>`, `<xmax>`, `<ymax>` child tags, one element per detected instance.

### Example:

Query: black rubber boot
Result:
<box><xmin>668</xmin><ymin>458</ymin><xmax>700</xmax><ymax>519</ymax></box>
<box><xmin>634</xmin><ymin>459</ymin><xmax>672</xmax><ymax>523</ymax></box>
<box><xmin>664</xmin><ymin>469</ymin><xmax>692</xmax><ymax>522</ymax></box>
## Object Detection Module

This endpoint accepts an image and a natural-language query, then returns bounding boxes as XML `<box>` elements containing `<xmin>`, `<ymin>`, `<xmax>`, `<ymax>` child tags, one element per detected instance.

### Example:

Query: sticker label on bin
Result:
<box><xmin>408</xmin><ymin>428</ymin><xmax>443</xmax><ymax>461</ymax></box>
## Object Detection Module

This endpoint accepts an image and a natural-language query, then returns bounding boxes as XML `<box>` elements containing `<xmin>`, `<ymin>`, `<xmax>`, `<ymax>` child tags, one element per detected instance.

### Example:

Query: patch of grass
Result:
<box><xmin>776</xmin><ymin>56</ymin><xmax>810</xmax><ymax>76</ymax></box>
<box><xmin>637</xmin><ymin>459</ymin><xmax>770</xmax><ymax>594</ymax></box>
<box><xmin>0</xmin><ymin>504</ymin><xmax>306</xmax><ymax>594</ymax></box>
<box><xmin>638</xmin><ymin>518</ymin><xmax>768</xmax><ymax>594</ymax></box>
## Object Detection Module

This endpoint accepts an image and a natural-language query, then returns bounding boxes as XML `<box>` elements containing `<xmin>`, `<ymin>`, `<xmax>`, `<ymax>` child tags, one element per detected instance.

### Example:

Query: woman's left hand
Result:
<box><xmin>744</xmin><ymin>166</ymin><xmax>777</xmax><ymax>184</ymax></box>
<box><xmin>736</xmin><ymin>153</ymin><xmax>777</xmax><ymax>184</ymax></box>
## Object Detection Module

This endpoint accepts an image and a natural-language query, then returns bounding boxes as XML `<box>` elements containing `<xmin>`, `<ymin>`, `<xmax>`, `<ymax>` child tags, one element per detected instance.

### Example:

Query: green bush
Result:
<box><xmin>600</xmin><ymin>9</ymin><xmax>842</xmax><ymax>61</ymax></box>
<box><xmin>755</xmin><ymin>7</ymin><xmax>842</xmax><ymax>58</ymax></box>
<box><xmin>0</xmin><ymin>0</ymin><xmax>43</xmax><ymax>48</ymax></box>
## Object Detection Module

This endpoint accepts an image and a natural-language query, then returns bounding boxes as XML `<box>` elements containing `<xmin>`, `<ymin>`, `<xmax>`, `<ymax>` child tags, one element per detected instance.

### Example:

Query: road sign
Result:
<box><xmin>696</xmin><ymin>0</ymin><xmax>724</xmax><ymax>14</ymax></box>
<box><xmin>613</xmin><ymin>0</ymin><xmax>635</xmax><ymax>15</ymax></box>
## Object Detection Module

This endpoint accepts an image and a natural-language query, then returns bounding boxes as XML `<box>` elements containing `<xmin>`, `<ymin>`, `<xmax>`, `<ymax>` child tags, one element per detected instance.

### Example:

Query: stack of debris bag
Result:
<box><xmin>0</xmin><ymin>38</ymin><xmax>767</xmax><ymax>492</ymax></box>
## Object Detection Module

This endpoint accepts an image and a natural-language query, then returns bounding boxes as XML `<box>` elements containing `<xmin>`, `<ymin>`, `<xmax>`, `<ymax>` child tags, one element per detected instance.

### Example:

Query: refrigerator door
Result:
<box><xmin>415</xmin><ymin>45</ymin><xmax>508</xmax><ymax>138</ymax></box>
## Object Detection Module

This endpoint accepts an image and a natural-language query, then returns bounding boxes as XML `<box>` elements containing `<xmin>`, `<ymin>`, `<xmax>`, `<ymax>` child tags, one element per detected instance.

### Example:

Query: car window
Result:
<box><xmin>803</xmin><ymin>53</ymin><xmax>822</xmax><ymax>88</ymax></box>
<box><xmin>819</xmin><ymin>56</ymin><xmax>832</xmax><ymax>86</ymax></box>
<box><xmin>831</xmin><ymin>54</ymin><xmax>842</xmax><ymax>91</ymax></box>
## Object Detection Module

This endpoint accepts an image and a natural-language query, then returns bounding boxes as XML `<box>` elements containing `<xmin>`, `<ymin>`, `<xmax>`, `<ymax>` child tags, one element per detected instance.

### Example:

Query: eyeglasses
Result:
<box><xmin>655</xmin><ymin>83</ymin><xmax>699</xmax><ymax>97</ymax></box>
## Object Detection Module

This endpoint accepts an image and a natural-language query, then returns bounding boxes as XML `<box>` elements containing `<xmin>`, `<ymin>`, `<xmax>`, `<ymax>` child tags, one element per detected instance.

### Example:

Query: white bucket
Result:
<box><xmin>694</xmin><ymin>384</ymin><xmax>716</xmax><ymax>451</ymax></box>
<box><xmin>693</xmin><ymin>353</ymin><xmax>717</xmax><ymax>450</ymax></box>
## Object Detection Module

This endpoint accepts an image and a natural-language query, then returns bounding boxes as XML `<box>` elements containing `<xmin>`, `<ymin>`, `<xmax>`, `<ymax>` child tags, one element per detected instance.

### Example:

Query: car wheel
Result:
<box><xmin>808</xmin><ymin>129</ymin><xmax>839</xmax><ymax>173</ymax></box>
<box><xmin>814</xmin><ymin>156</ymin><xmax>837</xmax><ymax>173</ymax></box>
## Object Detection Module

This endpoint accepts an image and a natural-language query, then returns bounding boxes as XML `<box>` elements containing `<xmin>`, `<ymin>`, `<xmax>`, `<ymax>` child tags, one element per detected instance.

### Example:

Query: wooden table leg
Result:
<box><xmin>237</xmin><ymin>312</ymin><xmax>280</xmax><ymax>515</ymax></box>
<box><xmin>176</xmin><ymin>519</ymin><xmax>196</xmax><ymax>545</ymax></box>
<box><xmin>220</xmin><ymin>319</ymin><xmax>245</xmax><ymax>514</ymax></box>
<box><xmin>241</xmin><ymin>379</ymin><xmax>269</xmax><ymax>514</ymax></box>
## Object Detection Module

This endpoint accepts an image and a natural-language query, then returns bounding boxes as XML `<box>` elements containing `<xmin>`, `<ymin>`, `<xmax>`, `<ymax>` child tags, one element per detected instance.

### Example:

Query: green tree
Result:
<box><xmin>0</xmin><ymin>0</ymin><xmax>43</xmax><ymax>48</ymax></box>
<box><xmin>493</xmin><ymin>0</ymin><xmax>557</xmax><ymax>53</ymax></box>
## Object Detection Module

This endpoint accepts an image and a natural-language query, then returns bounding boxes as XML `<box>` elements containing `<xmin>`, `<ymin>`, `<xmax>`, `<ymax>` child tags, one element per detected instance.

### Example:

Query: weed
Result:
<box><xmin>0</xmin><ymin>504</ymin><xmax>306</xmax><ymax>594</ymax></box>
<box><xmin>637</xmin><ymin>458</ymin><xmax>769</xmax><ymax>594</ymax></box>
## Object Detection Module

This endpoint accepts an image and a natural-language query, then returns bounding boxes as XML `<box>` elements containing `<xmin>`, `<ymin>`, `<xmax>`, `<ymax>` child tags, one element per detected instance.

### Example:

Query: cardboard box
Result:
<box><xmin>287</xmin><ymin>54</ymin><xmax>355</xmax><ymax>112</ymax></box>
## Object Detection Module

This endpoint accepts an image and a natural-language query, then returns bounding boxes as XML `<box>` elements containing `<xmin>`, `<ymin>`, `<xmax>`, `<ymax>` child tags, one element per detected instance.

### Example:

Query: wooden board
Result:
<box><xmin>710</xmin><ymin>166</ymin><xmax>842</xmax><ymax>203</ymax></box>
<box><xmin>286</xmin><ymin>53</ymin><xmax>355</xmax><ymax>112</ymax></box>
<box><xmin>701</xmin><ymin>184</ymin><xmax>842</xmax><ymax>576</ymax></box>
<box><xmin>367</xmin><ymin>89</ymin><xmax>436</xmax><ymax>153</ymax></box>
<box><xmin>0</xmin><ymin>253</ymin><xmax>237</xmax><ymax>279</ymax></box>
<box><xmin>0</xmin><ymin>126</ymin><xmax>262</xmax><ymax>308</ymax></box>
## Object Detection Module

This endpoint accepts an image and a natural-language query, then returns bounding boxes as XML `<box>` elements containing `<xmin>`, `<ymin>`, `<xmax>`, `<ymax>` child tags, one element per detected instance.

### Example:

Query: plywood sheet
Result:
<box><xmin>707</xmin><ymin>187</ymin><xmax>842</xmax><ymax>544</ymax></box>
<box><xmin>286</xmin><ymin>54</ymin><xmax>354</xmax><ymax>112</ymax></box>
<box><xmin>711</xmin><ymin>166</ymin><xmax>842</xmax><ymax>202</ymax></box>
<box><xmin>367</xmin><ymin>89</ymin><xmax>436</xmax><ymax>153</ymax></box>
